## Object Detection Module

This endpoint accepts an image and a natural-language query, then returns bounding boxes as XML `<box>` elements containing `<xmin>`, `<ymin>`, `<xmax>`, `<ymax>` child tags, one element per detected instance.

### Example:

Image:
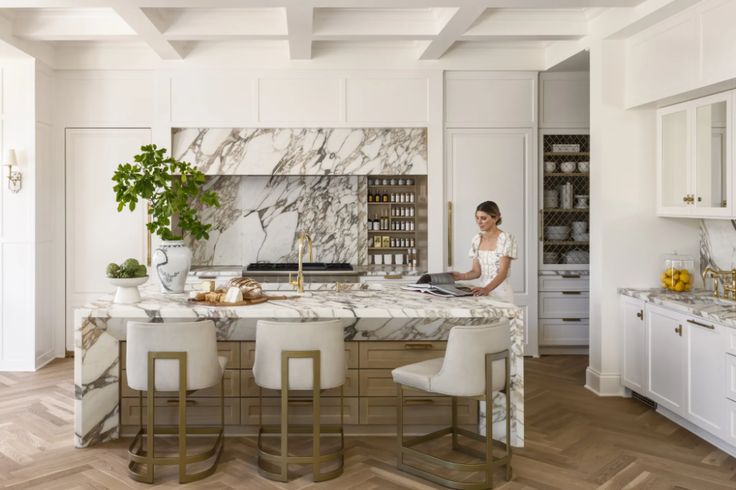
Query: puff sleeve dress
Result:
<box><xmin>468</xmin><ymin>231</ymin><xmax>517</xmax><ymax>304</ymax></box>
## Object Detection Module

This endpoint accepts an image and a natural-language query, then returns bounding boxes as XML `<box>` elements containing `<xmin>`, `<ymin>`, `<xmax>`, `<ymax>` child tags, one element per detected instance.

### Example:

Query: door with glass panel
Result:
<box><xmin>657</xmin><ymin>104</ymin><xmax>690</xmax><ymax>215</ymax></box>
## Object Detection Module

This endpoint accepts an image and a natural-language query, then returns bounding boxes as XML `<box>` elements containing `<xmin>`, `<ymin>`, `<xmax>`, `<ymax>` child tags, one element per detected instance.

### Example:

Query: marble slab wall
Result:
<box><xmin>173</xmin><ymin>128</ymin><xmax>428</xmax><ymax>175</ymax></box>
<box><xmin>700</xmin><ymin>219</ymin><xmax>736</xmax><ymax>272</ymax></box>
<box><xmin>187</xmin><ymin>175</ymin><xmax>367</xmax><ymax>266</ymax></box>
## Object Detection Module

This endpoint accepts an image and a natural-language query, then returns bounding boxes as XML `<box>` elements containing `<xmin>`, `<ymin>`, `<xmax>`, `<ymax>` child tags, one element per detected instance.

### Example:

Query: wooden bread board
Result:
<box><xmin>187</xmin><ymin>294</ymin><xmax>294</xmax><ymax>307</ymax></box>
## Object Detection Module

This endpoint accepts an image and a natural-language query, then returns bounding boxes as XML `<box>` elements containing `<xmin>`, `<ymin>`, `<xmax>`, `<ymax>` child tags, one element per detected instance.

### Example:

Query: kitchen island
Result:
<box><xmin>75</xmin><ymin>282</ymin><xmax>524</xmax><ymax>448</ymax></box>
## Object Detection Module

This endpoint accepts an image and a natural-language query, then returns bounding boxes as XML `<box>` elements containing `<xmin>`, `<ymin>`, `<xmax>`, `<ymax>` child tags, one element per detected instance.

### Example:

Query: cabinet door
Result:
<box><xmin>66</xmin><ymin>129</ymin><xmax>151</xmax><ymax>350</ymax></box>
<box><xmin>692</xmin><ymin>93</ymin><xmax>732</xmax><ymax>217</ymax></box>
<box><xmin>657</xmin><ymin>105</ymin><xmax>691</xmax><ymax>215</ymax></box>
<box><xmin>685</xmin><ymin>317</ymin><xmax>725</xmax><ymax>436</ymax></box>
<box><xmin>620</xmin><ymin>297</ymin><xmax>645</xmax><ymax>393</ymax></box>
<box><xmin>646</xmin><ymin>305</ymin><xmax>686</xmax><ymax>415</ymax></box>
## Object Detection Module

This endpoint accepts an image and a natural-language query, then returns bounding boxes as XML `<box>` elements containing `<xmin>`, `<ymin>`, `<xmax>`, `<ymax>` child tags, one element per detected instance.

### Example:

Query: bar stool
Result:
<box><xmin>126</xmin><ymin>320</ymin><xmax>226</xmax><ymax>484</ymax></box>
<box><xmin>253</xmin><ymin>319</ymin><xmax>346</xmax><ymax>482</ymax></box>
<box><xmin>391</xmin><ymin>321</ymin><xmax>512</xmax><ymax>490</ymax></box>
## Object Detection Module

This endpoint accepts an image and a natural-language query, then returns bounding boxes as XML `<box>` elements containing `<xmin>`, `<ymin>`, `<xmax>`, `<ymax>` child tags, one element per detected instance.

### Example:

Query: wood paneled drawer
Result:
<box><xmin>120</xmin><ymin>397</ymin><xmax>240</xmax><ymax>426</ymax></box>
<box><xmin>120</xmin><ymin>341</ymin><xmax>240</xmax><ymax>370</ymax></box>
<box><xmin>241</xmin><ymin>369</ymin><xmax>359</xmax><ymax>397</ymax></box>
<box><xmin>121</xmin><ymin>369</ymin><xmax>240</xmax><ymax>398</ymax></box>
<box><xmin>359</xmin><ymin>397</ymin><xmax>477</xmax><ymax>425</ymax></box>
<box><xmin>240</xmin><ymin>341</ymin><xmax>359</xmax><ymax>369</ymax></box>
<box><xmin>539</xmin><ymin>274</ymin><xmax>589</xmax><ymax>292</ymax></box>
<box><xmin>241</xmin><ymin>397</ymin><xmax>359</xmax><ymax>426</ymax></box>
<box><xmin>360</xmin><ymin>369</ymin><xmax>431</xmax><ymax>397</ymax></box>
<box><xmin>359</xmin><ymin>341</ymin><xmax>446</xmax><ymax>369</ymax></box>
<box><xmin>540</xmin><ymin>319</ymin><xmax>589</xmax><ymax>346</ymax></box>
<box><xmin>539</xmin><ymin>292</ymin><xmax>589</xmax><ymax>319</ymax></box>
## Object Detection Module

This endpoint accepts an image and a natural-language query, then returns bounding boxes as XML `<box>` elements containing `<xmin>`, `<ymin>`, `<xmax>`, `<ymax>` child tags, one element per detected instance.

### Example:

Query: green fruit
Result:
<box><xmin>135</xmin><ymin>264</ymin><xmax>147</xmax><ymax>277</ymax></box>
<box><xmin>121</xmin><ymin>258</ymin><xmax>140</xmax><ymax>273</ymax></box>
<box><xmin>106</xmin><ymin>263</ymin><xmax>120</xmax><ymax>278</ymax></box>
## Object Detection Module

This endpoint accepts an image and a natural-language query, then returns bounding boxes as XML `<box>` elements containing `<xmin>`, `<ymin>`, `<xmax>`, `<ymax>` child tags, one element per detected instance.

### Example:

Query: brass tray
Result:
<box><xmin>187</xmin><ymin>294</ymin><xmax>294</xmax><ymax>307</ymax></box>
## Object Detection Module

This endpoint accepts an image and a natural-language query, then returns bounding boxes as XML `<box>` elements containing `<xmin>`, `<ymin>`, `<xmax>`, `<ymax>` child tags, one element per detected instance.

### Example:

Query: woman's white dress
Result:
<box><xmin>468</xmin><ymin>231</ymin><xmax>518</xmax><ymax>303</ymax></box>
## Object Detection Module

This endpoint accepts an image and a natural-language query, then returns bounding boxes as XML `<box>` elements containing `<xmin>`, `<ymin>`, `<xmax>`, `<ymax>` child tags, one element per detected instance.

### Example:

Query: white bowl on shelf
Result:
<box><xmin>564</xmin><ymin>250</ymin><xmax>589</xmax><ymax>264</ymax></box>
<box><xmin>560</xmin><ymin>161</ymin><xmax>577</xmax><ymax>173</ymax></box>
<box><xmin>578</xmin><ymin>161</ymin><xmax>590</xmax><ymax>173</ymax></box>
<box><xmin>573</xmin><ymin>233</ymin><xmax>589</xmax><ymax>242</ymax></box>
<box><xmin>544</xmin><ymin>161</ymin><xmax>557</xmax><ymax>172</ymax></box>
<box><xmin>109</xmin><ymin>276</ymin><xmax>148</xmax><ymax>304</ymax></box>
<box><xmin>545</xmin><ymin>226</ymin><xmax>570</xmax><ymax>240</ymax></box>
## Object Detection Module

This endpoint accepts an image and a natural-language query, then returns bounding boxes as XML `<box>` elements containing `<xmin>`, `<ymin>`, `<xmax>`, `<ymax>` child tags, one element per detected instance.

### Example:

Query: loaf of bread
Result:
<box><xmin>226</xmin><ymin>277</ymin><xmax>263</xmax><ymax>299</ymax></box>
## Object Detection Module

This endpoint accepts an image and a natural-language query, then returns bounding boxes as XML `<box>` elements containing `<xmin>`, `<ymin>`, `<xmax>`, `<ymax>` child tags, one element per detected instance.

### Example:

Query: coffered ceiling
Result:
<box><xmin>0</xmin><ymin>1</ymin><xmax>645</xmax><ymax>63</ymax></box>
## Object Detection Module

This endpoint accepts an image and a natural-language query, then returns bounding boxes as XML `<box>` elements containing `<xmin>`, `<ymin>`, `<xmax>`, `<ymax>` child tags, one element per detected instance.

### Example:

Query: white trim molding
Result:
<box><xmin>585</xmin><ymin>366</ymin><xmax>626</xmax><ymax>396</ymax></box>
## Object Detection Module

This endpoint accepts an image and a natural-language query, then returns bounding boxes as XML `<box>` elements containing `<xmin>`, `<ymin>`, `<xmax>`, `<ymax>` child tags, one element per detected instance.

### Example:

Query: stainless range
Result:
<box><xmin>243</xmin><ymin>262</ymin><xmax>360</xmax><ymax>283</ymax></box>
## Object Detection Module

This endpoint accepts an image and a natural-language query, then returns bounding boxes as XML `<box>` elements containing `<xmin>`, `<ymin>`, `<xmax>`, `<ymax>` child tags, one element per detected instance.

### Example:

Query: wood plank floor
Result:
<box><xmin>1</xmin><ymin>356</ymin><xmax>735</xmax><ymax>489</ymax></box>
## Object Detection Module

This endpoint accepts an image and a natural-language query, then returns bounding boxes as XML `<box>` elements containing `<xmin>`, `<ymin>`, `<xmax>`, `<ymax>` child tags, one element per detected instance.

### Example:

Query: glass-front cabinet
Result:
<box><xmin>657</xmin><ymin>91</ymin><xmax>732</xmax><ymax>218</ymax></box>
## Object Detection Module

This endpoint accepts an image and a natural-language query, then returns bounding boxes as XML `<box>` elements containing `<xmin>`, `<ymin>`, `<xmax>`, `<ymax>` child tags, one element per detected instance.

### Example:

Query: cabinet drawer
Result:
<box><xmin>359</xmin><ymin>341</ymin><xmax>446</xmax><ymax>369</ymax></box>
<box><xmin>120</xmin><ymin>341</ymin><xmax>240</xmax><ymax>370</ymax></box>
<box><xmin>540</xmin><ymin>319</ymin><xmax>589</xmax><ymax>346</ymax></box>
<box><xmin>359</xmin><ymin>397</ymin><xmax>477</xmax><ymax>425</ymax></box>
<box><xmin>241</xmin><ymin>369</ymin><xmax>359</xmax><ymax>397</ymax></box>
<box><xmin>121</xmin><ymin>397</ymin><xmax>240</xmax><ymax>426</ymax></box>
<box><xmin>725</xmin><ymin>329</ymin><xmax>736</xmax><ymax>356</ymax></box>
<box><xmin>241</xmin><ymin>341</ymin><xmax>358</xmax><ymax>369</ymax></box>
<box><xmin>539</xmin><ymin>292</ymin><xmax>589</xmax><ymax>318</ymax></box>
<box><xmin>727</xmin><ymin>354</ymin><xmax>736</xmax><ymax>403</ymax></box>
<box><xmin>121</xmin><ymin>369</ymin><xmax>240</xmax><ymax>398</ymax></box>
<box><xmin>359</xmin><ymin>369</ymin><xmax>432</xmax><ymax>397</ymax></box>
<box><xmin>539</xmin><ymin>274</ymin><xmax>589</xmax><ymax>292</ymax></box>
<box><xmin>241</xmin><ymin>397</ymin><xmax>359</xmax><ymax>426</ymax></box>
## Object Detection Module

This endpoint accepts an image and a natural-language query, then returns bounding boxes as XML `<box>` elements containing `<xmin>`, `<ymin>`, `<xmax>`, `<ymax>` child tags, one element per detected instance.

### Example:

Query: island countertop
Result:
<box><xmin>75</xmin><ymin>282</ymin><xmax>524</xmax><ymax>449</ymax></box>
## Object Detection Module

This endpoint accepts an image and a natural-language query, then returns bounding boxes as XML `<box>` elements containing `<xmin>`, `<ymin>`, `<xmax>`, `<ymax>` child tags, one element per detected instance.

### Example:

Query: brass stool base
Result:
<box><xmin>256</xmin><ymin>424</ymin><xmax>345</xmax><ymax>482</ymax></box>
<box><xmin>127</xmin><ymin>426</ymin><xmax>224</xmax><ymax>484</ymax></box>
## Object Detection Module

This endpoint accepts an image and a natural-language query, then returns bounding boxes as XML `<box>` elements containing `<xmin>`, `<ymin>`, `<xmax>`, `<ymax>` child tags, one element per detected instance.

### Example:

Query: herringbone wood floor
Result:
<box><xmin>1</xmin><ymin>356</ymin><xmax>735</xmax><ymax>489</ymax></box>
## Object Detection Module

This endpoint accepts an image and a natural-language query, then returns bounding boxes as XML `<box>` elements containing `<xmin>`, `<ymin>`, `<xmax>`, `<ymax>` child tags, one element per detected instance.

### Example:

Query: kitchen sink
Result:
<box><xmin>246</xmin><ymin>262</ymin><xmax>354</xmax><ymax>272</ymax></box>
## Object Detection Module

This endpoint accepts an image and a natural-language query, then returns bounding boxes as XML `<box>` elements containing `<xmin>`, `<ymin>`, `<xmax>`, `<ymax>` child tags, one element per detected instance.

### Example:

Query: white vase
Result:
<box><xmin>152</xmin><ymin>240</ymin><xmax>192</xmax><ymax>293</ymax></box>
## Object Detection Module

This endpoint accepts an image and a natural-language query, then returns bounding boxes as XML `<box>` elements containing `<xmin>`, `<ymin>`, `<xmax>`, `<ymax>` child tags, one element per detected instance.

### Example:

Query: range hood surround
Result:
<box><xmin>174</xmin><ymin>127</ymin><xmax>426</xmax><ymax>267</ymax></box>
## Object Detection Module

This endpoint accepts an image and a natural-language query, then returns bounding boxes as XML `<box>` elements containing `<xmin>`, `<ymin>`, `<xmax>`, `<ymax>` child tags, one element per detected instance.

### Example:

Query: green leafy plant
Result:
<box><xmin>112</xmin><ymin>144</ymin><xmax>220</xmax><ymax>241</ymax></box>
<box><xmin>106</xmin><ymin>258</ymin><xmax>147</xmax><ymax>278</ymax></box>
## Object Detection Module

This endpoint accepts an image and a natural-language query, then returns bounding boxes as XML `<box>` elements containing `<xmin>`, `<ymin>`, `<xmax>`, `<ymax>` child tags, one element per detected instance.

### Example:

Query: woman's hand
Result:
<box><xmin>471</xmin><ymin>285</ymin><xmax>491</xmax><ymax>296</ymax></box>
<box><xmin>451</xmin><ymin>271</ymin><xmax>464</xmax><ymax>280</ymax></box>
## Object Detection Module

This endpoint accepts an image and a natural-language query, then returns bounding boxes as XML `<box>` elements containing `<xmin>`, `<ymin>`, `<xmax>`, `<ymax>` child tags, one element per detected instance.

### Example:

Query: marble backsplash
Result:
<box><xmin>173</xmin><ymin>127</ymin><xmax>427</xmax><ymax>175</ymax></box>
<box><xmin>700</xmin><ymin>220</ymin><xmax>736</xmax><ymax>272</ymax></box>
<box><xmin>187</xmin><ymin>175</ymin><xmax>367</xmax><ymax>266</ymax></box>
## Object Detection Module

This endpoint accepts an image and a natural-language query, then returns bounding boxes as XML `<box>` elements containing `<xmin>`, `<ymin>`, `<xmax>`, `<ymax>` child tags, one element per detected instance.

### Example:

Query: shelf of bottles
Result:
<box><xmin>541</xmin><ymin>134</ymin><xmax>590</xmax><ymax>267</ymax></box>
<box><xmin>367</xmin><ymin>176</ymin><xmax>420</xmax><ymax>267</ymax></box>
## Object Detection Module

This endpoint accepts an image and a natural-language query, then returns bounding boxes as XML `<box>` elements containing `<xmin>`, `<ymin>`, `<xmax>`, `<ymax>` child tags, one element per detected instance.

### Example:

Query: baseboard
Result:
<box><xmin>657</xmin><ymin>407</ymin><xmax>736</xmax><ymax>458</ymax></box>
<box><xmin>35</xmin><ymin>350</ymin><xmax>57</xmax><ymax>370</ymax></box>
<box><xmin>585</xmin><ymin>366</ymin><xmax>625</xmax><ymax>396</ymax></box>
<box><xmin>539</xmin><ymin>346</ymin><xmax>589</xmax><ymax>355</ymax></box>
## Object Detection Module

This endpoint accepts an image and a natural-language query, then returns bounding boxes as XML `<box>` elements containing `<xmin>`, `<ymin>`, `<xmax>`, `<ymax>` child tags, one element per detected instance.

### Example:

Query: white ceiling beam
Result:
<box><xmin>313</xmin><ymin>8</ymin><xmax>439</xmax><ymax>37</ymax></box>
<box><xmin>12</xmin><ymin>9</ymin><xmax>137</xmax><ymax>41</ymax></box>
<box><xmin>110</xmin><ymin>2</ymin><xmax>183</xmax><ymax>59</ymax></box>
<box><xmin>419</xmin><ymin>5</ymin><xmax>486</xmax><ymax>60</ymax></box>
<box><xmin>285</xmin><ymin>5</ymin><xmax>313</xmax><ymax>60</ymax></box>
<box><xmin>155</xmin><ymin>7</ymin><xmax>287</xmax><ymax>40</ymax></box>
<box><xmin>462</xmin><ymin>10</ymin><xmax>587</xmax><ymax>41</ymax></box>
<box><xmin>0</xmin><ymin>1</ymin><xmax>645</xmax><ymax>8</ymax></box>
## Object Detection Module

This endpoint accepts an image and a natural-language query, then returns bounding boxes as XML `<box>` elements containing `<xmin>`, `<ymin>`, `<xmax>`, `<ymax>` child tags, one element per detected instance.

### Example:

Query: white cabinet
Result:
<box><xmin>539</xmin><ymin>72</ymin><xmax>589</xmax><ymax>129</ymax></box>
<box><xmin>685</xmin><ymin>317</ymin><xmax>725</xmax><ymax>435</ymax></box>
<box><xmin>645</xmin><ymin>305</ymin><xmax>687</xmax><ymax>415</ymax></box>
<box><xmin>620</xmin><ymin>296</ymin><xmax>646</xmax><ymax>393</ymax></box>
<box><xmin>657</xmin><ymin>91</ymin><xmax>733</xmax><ymax>218</ymax></box>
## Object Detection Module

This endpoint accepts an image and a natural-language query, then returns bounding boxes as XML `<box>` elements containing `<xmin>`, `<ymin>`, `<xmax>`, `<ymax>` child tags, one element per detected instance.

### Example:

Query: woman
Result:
<box><xmin>451</xmin><ymin>201</ymin><xmax>517</xmax><ymax>303</ymax></box>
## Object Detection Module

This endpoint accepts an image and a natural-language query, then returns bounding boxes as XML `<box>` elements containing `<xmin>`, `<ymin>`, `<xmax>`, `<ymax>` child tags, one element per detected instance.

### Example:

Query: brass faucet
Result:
<box><xmin>702</xmin><ymin>266</ymin><xmax>736</xmax><ymax>300</ymax></box>
<box><xmin>289</xmin><ymin>231</ymin><xmax>313</xmax><ymax>293</ymax></box>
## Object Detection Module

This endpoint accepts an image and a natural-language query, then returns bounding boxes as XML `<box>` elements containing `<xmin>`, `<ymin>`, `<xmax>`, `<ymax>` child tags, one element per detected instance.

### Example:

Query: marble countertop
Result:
<box><xmin>190</xmin><ymin>265</ymin><xmax>426</xmax><ymax>278</ymax></box>
<box><xmin>619</xmin><ymin>287</ymin><xmax>736</xmax><ymax>329</ymax></box>
<box><xmin>84</xmin><ymin>281</ymin><xmax>520</xmax><ymax>320</ymax></box>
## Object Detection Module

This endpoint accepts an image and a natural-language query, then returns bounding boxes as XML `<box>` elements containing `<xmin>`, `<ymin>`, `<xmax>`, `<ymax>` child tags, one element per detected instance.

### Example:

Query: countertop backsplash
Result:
<box><xmin>700</xmin><ymin>219</ymin><xmax>736</xmax><ymax>274</ymax></box>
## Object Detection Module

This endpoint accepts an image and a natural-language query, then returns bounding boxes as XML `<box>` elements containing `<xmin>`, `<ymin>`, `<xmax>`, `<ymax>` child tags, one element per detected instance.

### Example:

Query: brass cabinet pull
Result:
<box><xmin>448</xmin><ymin>201</ymin><xmax>453</xmax><ymax>267</ymax></box>
<box><xmin>561</xmin><ymin>274</ymin><xmax>581</xmax><ymax>279</ymax></box>
<box><xmin>636</xmin><ymin>309</ymin><xmax>644</xmax><ymax>320</ymax></box>
<box><xmin>686</xmin><ymin>318</ymin><xmax>715</xmax><ymax>330</ymax></box>
<box><xmin>166</xmin><ymin>399</ymin><xmax>197</xmax><ymax>406</ymax></box>
<box><xmin>562</xmin><ymin>291</ymin><xmax>582</xmax><ymax>295</ymax></box>
<box><xmin>561</xmin><ymin>318</ymin><xmax>582</xmax><ymax>322</ymax></box>
<box><xmin>288</xmin><ymin>400</ymin><xmax>314</xmax><ymax>405</ymax></box>
<box><xmin>675</xmin><ymin>324</ymin><xmax>683</xmax><ymax>336</ymax></box>
<box><xmin>405</xmin><ymin>399</ymin><xmax>435</xmax><ymax>405</ymax></box>
<box><xmin>682</xmin><ymin>195</ymin><xmax>689</xmax><ymax>203</ymax></box>
<box><xmin>383</xmin><ymin>274</ymin><xmax>402</xmax><ymax>280</ymax></box>
<box><xmin>404</xmin><ymin>343</ymin><xmax>433</xmax><ymax>350</ymax></box>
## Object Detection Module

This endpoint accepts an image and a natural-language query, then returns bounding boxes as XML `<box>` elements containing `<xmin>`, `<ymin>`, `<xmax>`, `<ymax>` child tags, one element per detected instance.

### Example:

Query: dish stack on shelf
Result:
<box><xmin>541</xmin><ymin>134</ymin><xmax>590</xmax><ymax>267</ymax></box>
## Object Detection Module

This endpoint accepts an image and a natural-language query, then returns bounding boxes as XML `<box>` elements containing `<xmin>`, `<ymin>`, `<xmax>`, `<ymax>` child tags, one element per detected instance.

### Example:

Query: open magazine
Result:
<box><xmin>402</xmin><ymin>272</ymin><xmax>473</xmax><ymax>297</ymax></box>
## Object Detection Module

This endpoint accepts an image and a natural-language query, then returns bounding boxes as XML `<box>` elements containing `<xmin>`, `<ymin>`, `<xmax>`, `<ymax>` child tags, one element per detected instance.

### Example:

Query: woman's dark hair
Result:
<box><xmin>476</xmin><ymin>201</ymin><xmax>502</xmax><ymax>225</ymax></box>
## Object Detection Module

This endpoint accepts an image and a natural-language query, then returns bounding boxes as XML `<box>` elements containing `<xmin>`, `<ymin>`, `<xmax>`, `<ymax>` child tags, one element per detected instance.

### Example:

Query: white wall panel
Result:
<box><xmin>700</xmin><ymin>0</ymin><xmax>736</xmax><ymax>86</ymax></box>
<box><xmin>56</xmin><ymin>73</ymin><xmax>154</xmax><ymax>124</ymax></box>
<box><xmin>540</xmin><ymin>73</ymin><xmax>589</xmax><ymax>128</ymax></box>
<box><xmin>445</xmin><ymin>73</ymin><xmax>536</xmax><ymax>127</ymax></box>
<box><xmin>258</xmin><ymin>77</ymin><xmax>341</xmax><ymax>122</ymax></box>
<box><xmin>170</xmin><ymin>74</ymin><xmax>257</xmax><ymax>124</ymax></box>
<box><xmin>346</xmin><ymin>77</ymin><xmax>427</xmax><ymax>123</ymax></box>
<box><xmin>1</xmin><ymin>242</ymin><xmax>33</xmax><ymax>370</ymax></box>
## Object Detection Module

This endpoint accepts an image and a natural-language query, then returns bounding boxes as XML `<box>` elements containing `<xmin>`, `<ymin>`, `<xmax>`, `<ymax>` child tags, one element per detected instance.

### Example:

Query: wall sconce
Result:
<box><xmin>4</xmin><ymin>149</ymin><xmax>21</xmax><ymax>193</ymax></box>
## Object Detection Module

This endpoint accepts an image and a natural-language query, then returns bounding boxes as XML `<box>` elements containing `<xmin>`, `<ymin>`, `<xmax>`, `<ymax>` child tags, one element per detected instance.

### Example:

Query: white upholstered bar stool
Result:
<box><xmin>391</xmin><ymin>321</ymin><xmax>512</xmax><ymax>490</ymax></box>
<box><xmin>126</xmin><ymin>320</ymin><xmax>227</xmax><ymax>484</ymax></box>
<box><xmin>253</xmin><ymin>319</ymin><xmax>346</xmax><ymax>482</ymax></box>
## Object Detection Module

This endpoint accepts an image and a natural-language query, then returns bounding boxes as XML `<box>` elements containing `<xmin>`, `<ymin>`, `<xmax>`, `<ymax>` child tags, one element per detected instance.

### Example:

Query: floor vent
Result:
<box><xmin>631</xmin><ymin>391</ymin><xmax>657</xmax><ymax>409</ymax></box>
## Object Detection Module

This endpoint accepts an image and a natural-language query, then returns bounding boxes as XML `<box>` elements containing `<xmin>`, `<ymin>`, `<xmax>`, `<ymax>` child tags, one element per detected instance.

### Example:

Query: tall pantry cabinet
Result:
<box><xmin>444</xmin><ymin>72</ymin><xmax>538</xmax><ymax>356</ymax></box>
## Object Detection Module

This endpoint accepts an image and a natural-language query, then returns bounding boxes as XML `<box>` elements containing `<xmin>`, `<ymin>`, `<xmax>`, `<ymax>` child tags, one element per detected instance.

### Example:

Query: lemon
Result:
<box><xmin>675</xmin><ymin>281</ymin><xmax>685</xmax><ymax>292</ymax></box>
<box><xmin>660</xmin><ymin>272</ymin><xmax>668</xmax><ymax>283</ymax></box>
<box><xmin>684</xmin><ymin>283</ymin><xmax>692</xmax><ymax>291</ymax></box>
<box><xmin>665</xmin><ymin>268</ymin><xmax>673</xmax><ymax>277</ymax></box>
<box><xmin>680</xmin><ymin>271</ymin><xmax>690</xmax><ymax>283</ymax></box>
